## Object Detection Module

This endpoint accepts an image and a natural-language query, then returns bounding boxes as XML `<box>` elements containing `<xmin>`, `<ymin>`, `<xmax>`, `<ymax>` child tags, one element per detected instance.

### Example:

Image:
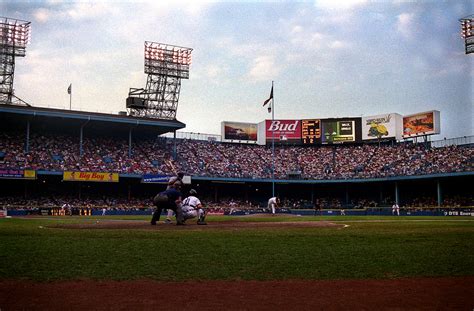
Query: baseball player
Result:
<box><xmin>267</xmin><ymin>196</ymin><xmax>279</xmax><ymax>215</ymax></box>
<box><xmin>392</xmin><ymin>202</ymin><xmax>400</xmax><ymax>216</ymax></box>
<box><xmin>164</xmin><ymin>172</ymin><xmax>184</xmax><ymax>224</ymax></box>
<box><xmin>180</xmin><ymin>189</ymin><xmax>207</xmax><ymax>225</ymax></box>
<box><xmin>151</xmin><ymin>187</ymin><xmax>184</xmax><ymax>226</ymax></box>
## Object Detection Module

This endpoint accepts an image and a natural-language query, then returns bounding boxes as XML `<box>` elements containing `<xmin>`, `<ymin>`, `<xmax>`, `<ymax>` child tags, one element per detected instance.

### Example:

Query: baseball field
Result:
<box><xmin>1</xmin><ymin>214</ymin><xmax>473</xmax><ymax>310</ymax></box>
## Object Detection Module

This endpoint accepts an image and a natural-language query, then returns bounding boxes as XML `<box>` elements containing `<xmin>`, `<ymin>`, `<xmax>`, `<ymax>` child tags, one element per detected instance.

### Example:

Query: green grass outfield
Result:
<box><xmin>1</xmin><ymin>215</ymin><xmax>473</xmax><ymax>281</ymax></box>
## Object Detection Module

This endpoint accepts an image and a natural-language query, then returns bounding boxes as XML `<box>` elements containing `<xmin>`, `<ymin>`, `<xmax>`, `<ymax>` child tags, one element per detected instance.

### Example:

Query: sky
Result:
<box><xmin>2</xmin><ymin>0</ymin><xmax>473</xmax><ymax>140</ymax></box>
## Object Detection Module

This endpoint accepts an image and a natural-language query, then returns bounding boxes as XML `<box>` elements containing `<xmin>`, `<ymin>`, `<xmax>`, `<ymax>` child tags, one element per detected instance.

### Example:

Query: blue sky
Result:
<box><xmin>2</xmin><ymin>0</ymin><xmax>472</xmax><ymax>140</ymax></box>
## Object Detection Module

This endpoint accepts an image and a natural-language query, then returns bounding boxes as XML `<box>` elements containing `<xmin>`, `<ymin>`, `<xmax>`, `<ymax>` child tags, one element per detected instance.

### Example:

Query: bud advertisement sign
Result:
<box><xmin>221</xmin><ymin>121</ymin><xmax>258</xmax><ymax>143</ymax></box>
<box><xmin>402</xmin><ymin>110</ymin><xmax>440</xmax><ymax>138</ymax></box>
<box><xmin>362</xmin><ymin>113</ymin><xmax>402</xmax><ymax>141</ymax></box>
<box><xmin>63</xmin><ymin>171</ymin><xmax>119</xmax><ymax>182</ymax></box>
<box><xmin>265</xmin><ymin>120</ymin><xmax>301</xmax><ymax>144</ymax></box>
<box><xmin>321</xmin><ymin>118</ymin><xmax>361</xmax><ymax>144</ymax></box>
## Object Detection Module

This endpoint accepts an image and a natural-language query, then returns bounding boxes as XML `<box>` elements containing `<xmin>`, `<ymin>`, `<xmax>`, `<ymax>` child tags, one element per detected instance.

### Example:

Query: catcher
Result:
<box><xmin>181</xmin><ymin>189</ymin><xmax>207</xmax><ymax>225</ymax></box>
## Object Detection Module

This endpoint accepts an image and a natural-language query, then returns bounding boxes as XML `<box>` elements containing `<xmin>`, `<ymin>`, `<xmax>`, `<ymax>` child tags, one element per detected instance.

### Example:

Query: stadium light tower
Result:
<box><xmin>127</xmin><ymin>41</ymin><xmax>193</xmax><ymax>119</ymax></box>
<box><xmin>0</xmin><ymin>17</ymin><xmax>31</xmax><ymax>105</ymax></box>
<box><xmin>460</xmin><ymin>14</ymin><xmax>474</xmax><ymax>54</ymax></box>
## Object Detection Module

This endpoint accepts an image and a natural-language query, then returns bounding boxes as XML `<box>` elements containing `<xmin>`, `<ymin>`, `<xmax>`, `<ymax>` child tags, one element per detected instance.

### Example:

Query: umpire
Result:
<box><xmin>151</xmin><ymin>187</ymin><xmax>185</xmax><ymax>226</ymax></box>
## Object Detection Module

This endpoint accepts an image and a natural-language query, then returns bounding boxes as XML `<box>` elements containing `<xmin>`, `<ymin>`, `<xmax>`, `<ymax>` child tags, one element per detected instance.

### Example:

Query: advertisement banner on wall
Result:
<box><xmin>63</xmin><ymin>171</ymin><xmax>119</xmax><ymax>182</ymax></box>
<box><xmin>402</xmin><ymin>110</ymin><xmax>440</xmax><ymax>138</ymax></box>
<box><xmin>265</xmin><ymin>120</ymin><xmax>302</xmax><ymax>144</ymax></box>
<box><xmin>321</xmin><ymin>118</ymin><xmax>362</xmax><ymax>144</ymax></box>
<box><xmin>0</xmin><ymin>169</ymin><xmax>36</xmax><ymax>179</ymax></box>
<box><xmin>362</xmin><ymin>113</ymin><xmax>402</xmax><ymax>141</ymax></box>
<box><xmin>221</xmin><ymin>121</ymin><xmax>258</xmax><ymax>143</ymax></box>
<box><xmin>141</xmin><ymin>174</ymin><xmax>192</xmax><ymax>184</ymax></box>
<box><xmin>142</xmin><ymin>174</ymin><xmax>169</xmax><ymax>183</ymax></box>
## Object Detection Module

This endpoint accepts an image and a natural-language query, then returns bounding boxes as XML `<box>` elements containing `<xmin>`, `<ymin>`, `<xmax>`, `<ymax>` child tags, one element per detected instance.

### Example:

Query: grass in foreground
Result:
<box><xmin>0</xmin><ymin>216</ymin><xmax>473</xmax><ymax>281</ymax></box>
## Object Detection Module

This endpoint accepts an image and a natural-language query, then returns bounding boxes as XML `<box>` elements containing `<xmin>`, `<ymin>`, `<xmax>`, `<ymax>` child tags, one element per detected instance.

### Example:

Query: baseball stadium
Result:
<box><xmin>1</xmin><ymin>3</ymin><xmax>474</xmax><ymax>310</ymax></box>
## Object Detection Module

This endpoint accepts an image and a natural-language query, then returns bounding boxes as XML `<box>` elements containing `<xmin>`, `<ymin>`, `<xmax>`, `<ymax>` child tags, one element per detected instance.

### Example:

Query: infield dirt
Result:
<box><xmin>50</xmin><ymin>219</ymin><xmax>343</xmax><ymax>231</ymax></box>
<box><xmin>1</xmin><ymin>277</ymin><xmax>473</xmax><ymax>310</ymax></box>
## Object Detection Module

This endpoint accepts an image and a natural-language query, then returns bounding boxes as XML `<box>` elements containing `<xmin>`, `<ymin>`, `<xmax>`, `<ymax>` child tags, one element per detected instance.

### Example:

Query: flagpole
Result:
<box><xmin>68</xmin><ymin>84</ymin><xmax>72</xmax><ymax>110</ymax></box>
<box><xmin>271</xmin><ymin>80</ymin><xmax>275</xmax><ymax>198</ymax></box>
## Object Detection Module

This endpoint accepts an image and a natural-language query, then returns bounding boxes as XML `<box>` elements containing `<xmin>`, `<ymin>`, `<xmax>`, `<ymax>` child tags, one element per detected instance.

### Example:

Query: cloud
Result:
<box><xmin>33</xmin><ymin>8</ymin><xmax>50</xmax><ymax>23</ymax></box>
<box><xmin>314</xmin><ymin>0</ymin><xmax>368</xmax><ymax>11</ymax></box>
<box><xmin>205</xmin><ymin>64</ymin><xmax>224</xmax><ymax>79</ymax></box>
<box><xmin>329</xmin><ymin>40</ymin><xmax>347</xmax><ymax>49</ymax></box>
<box><xmin>291</xmin><ymin>25</ymin><xmax>304</xmax><ymax>34</ymax></box>
<box><xmin>396</xmin><ymin>12</ymin><xmax>416</xmax><ymax>39</ymax></box>
<box><xmin>66</xmin><ymin>2</ymin><xmax>116</xmax><ymax>20</ymax></box>
<box><xmin>248</xmin><ymin>56</ymin><xmax>281</xmax><ymax>82</ymax></box>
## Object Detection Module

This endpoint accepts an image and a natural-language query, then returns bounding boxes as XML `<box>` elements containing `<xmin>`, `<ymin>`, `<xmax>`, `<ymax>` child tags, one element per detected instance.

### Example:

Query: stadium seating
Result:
<box><xmin>0</xmin><ymin>130</ymin><xmax>472</xmax><ymax>179</ymax></box>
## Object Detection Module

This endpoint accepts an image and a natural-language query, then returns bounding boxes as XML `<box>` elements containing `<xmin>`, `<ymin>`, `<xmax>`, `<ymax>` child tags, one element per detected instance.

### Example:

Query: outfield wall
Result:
<box><xmin>6</xmin><ymin>208</ymin><xmax>474</xmax><ymax>217</ymax></box>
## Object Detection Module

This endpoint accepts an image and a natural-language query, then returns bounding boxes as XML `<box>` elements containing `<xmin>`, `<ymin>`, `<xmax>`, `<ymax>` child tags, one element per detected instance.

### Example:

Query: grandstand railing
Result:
<box><xmin>162</xmin><ymin>131</ymin><xmax>474</xmax><ymax>148</ymax></box>
<box><xmin>161</xmin><ymin>131</ymin><xmax>221</xmax><ymax>142</ymax></box>
<box><xmin>431</xmin><ymin>135</ymin><xmax>474</xmax><ymax>148</ymax></box>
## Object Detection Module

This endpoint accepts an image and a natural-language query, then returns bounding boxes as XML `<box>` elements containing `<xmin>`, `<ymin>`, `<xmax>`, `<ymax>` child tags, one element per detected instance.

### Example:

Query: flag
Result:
<box><xmin>263</xmin><ymin>86</ymin><xmax>273</xmax><ymax>106</ymax></box>
<box><xmin>67</xmin><ymin>84</ymin><xmax>72</xmax><ymax>95</ymax></box>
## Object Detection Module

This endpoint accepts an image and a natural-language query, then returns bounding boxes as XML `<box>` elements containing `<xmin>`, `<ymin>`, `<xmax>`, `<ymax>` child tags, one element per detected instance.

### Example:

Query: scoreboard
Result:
<box><xmin>262</xmin><ymin>117</ymin><xmax>362</xmax><ymax>145</ymax></box>
<box><xmin>321</xmin><ymin>118</ymin><xmax>362</xmax><ymax>144</ymax></box>
<box><xmin>301</xmin><ymin>119</ymin><xmax>321</xmax><ymax>145</ymax></box>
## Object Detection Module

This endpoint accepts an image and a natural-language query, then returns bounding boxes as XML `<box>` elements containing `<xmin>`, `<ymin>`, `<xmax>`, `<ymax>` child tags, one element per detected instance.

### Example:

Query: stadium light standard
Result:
<box><xmin>0</xmin><ymin>16</ymin><xmax>31</xmax><ymax>105</ymax></box>
<box><xmin>460</xmin><ymin>14</ymin><xmax>474</xmax><ymax>54</ymax></box>
<box><xmin>127</xmin><ymin>41</ymin><xmax>193</xmax><ymax>120</ymax></box>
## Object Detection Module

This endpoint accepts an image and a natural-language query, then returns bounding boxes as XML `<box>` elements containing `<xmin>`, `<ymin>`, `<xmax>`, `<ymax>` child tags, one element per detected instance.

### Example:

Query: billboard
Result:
<box><xmin>221</xmin><ymin>121</ymin><xmax>258</xmax><ymax>143</ymax></box>
<box><xmin>63</xmin><ymin>171</ymin><xmax>119</xmax><ymax>182</ymax></box>
<box><xmin>301</xmin><ymin>119</ymin><xmax>322</xmax><ymax>145</ymax></box>
<box><xmin>0</xmin><ymin>169</ymin><xmax>36</xmax><ymax>180</ymax></box>
<box><xmin>321</xmin><ymin>118</ymin><xmax>361</xmax><ymax>144</ymax></box>
<box><xmin>142</xmin><ymin>174</ymin><xmax>169</xmax><ymax>183</ymax></box>
<box><xmin>402</xmin><ymin>110</ymin><xmax>440</xmax><ymax>138</ymax></box>
<box><xmin>142</xmin><ymin>174</ymin><xmax>191</xmax><ymax>184</ymax></box>
<box><xmin>265</xmin><ymin>120</ymin><xmax>301</xmax><ymax>144</ymax></box>
<box><xmin>362</xmin><ymin>113</ymin><xmax>402</xmax><ymax>141</ymax></box>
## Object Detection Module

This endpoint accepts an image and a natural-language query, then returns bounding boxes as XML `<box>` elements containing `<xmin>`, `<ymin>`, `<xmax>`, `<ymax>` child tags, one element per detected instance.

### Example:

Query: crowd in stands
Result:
<box><xmin>1</xmin><ymin>130</ymin><xmax>472</xmax><ymax>180</ymax></box>
<box><xmin>0</xmin><ymin>195</ymin><xmax>152</xmax><ymax>211</ymax></box>
<box><xmin>2</xmin><ymin>194</ymin><xmax>471</xmax><ymax>211</ymax></box>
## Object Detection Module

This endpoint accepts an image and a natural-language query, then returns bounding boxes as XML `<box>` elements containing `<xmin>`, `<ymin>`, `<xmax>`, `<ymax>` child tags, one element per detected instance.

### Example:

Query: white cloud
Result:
<box><xmin>291</xmin><ymin>25</ymin><xmax>303</xmax><ymax>34</ymax></box>
<box><xmin>66</xmin><ymin>2</ymin><xmax>116</xmax><ymax>20</ymax></box>
<box><xmin>290</xmin><ymin>31</ymin><xmax>326</xmax><ymax>51</ymax></box>
<box><xmin>397</xmin><ymin>12</ymin><xmax>416</xmax><ymax>39</ymax></box>
<box><xmin>205</xmin><ymin>64</ymin><xmax>224</xmax><ymax>79</ymax></box>
<box><xmin>329</xmin><ymin>40</ymin><xmax>346</xmax><ymax>49</ymax></box>
<box><xmin>248</xmin><ymin>56</ymin><xmax>281</xmax><ymax>82</ymax></box>
<box><xmin>315</xmin><ymin>0</ymin><xmax>368</xmax><ymax>11</ymax></box>
<box><xmin>144</xmin><ymin>0</ymin><xmax>210</xmax><ymax>15</ymax></box>
<box><xmin>33</xmin><ymin>8</ymin><xmax>50</xmax><ymax>23</ymax></box>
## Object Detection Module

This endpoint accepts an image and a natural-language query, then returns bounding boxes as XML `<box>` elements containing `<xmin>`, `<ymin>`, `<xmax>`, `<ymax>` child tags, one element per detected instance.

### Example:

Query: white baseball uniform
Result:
<box><xmin>268</xmin><ymin>197</ymin><xmax>278</xmax><ymax>214</ymax></box>
<box><xmin>392</xmin><ymin>204</ymin><xmax>400</xmax><ymax>216</ymax></box>
<box><xmin>181</xmin><ymin>196</ymin><xmax>204</xmax><ymax>220</ymax></box>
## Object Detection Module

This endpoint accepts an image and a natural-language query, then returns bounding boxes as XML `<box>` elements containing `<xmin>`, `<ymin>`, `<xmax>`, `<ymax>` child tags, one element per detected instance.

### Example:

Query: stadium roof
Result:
<box><xmin>0</xmin><ymin>104</ymin><xmax>185</xmax><ymax>137</ymax></box>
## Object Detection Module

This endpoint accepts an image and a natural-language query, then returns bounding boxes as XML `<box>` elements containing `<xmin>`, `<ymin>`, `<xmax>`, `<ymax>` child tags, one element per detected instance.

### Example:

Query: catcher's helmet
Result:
<box><xmin>189</xmin><ymin>189</ymin><xmax>197</xmax><ymax>196</ymax></box>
